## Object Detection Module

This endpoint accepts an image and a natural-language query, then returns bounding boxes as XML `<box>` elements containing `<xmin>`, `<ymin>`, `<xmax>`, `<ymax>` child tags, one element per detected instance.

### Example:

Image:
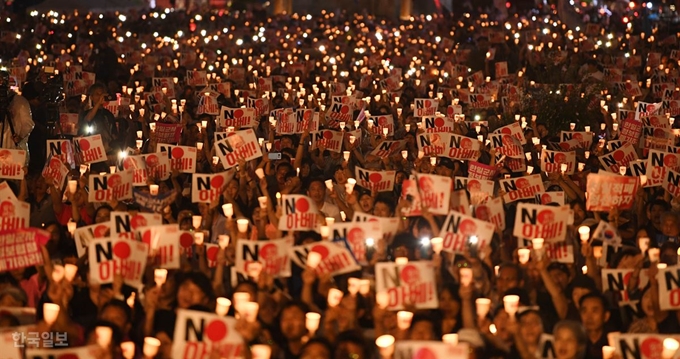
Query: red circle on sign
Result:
<box><xmin>459</xmin><ymin>219</ymin><xmax>477</xmax><ymax>236</ymax></box>
<box><xmin>180</xmin><ymin>233</ymin><xmax>194</xmax><ymax>248</ymax></box>
<box><xmin>107</xmin><ymin>174</ymin><xmax>122</xmax><ymax>187</ymax></box>
<box><xmin>400</xmin><ymin>264</ymin><xmax>420</xmax><ymax>285</ymax></box>
<box><xmin>369</xmin><ymin>173</ymin><xmax>382</xmax><ymax>182</ymax></box>
<box><xmin>260</xmin><ymin>243</ymin><xmax>277</xmax><ymax>260</ymax></box>
<box><xmin>142</xmin><ymin>231</ymin><xmax>152</xmax><ymax>245</ymax></box>
<box><xmin>654</xmin><ymin>128</ymin><xmax>665</xmax><ymax>138</ymax></box>
<box><xmin>434</xmin><ymin>117</ymin><xmax>445</xmax><ymax>127</ymax></box>
<box><xmin>516</xmin><ymin>178</ymin><xmax>529</xmax><ymax>189</ymax></box>
<box><xmin>131</xmin><ymin>215</ymin><xmax>147</xmax><ymax>229</ymax></box>
<box><xmin>49</xmin><ymin>158</ymin><xmax>61</xmax><ymax>169</ymax></box>
<box><xmin>541</xmin><ymin>193</ymin><xmax>552</xmax><ymax>204</ymax></box>
<box><xmin>467</xmin><ymin>180</ymin><xmax>481</xmax><ymax>192</ymax></box>
<box><xmin>475</xmin><ymin>206</ymin><xmax>490</xmax><ymax>220</ymax></box>
<box><xmin>424</xmin><ymin>100</ymin><xmax>431</xmax><ymax>107</ymax></box>
<box><xmin>79</xmin><ymin>139</ymin><xmax>90</xmax><ymax>151</ymax></box>
<box><xmin>640</xmin><ymin>337</ymin><xmax>663</xmax><ymax>359</ymax></box>
<box><xmin>207</xmin><ymin>246</ymin><xmax>219</xmax><ymax>261</ymax></box>
<box><xmin>461</xmin><ymin>138</ymin><xmax>472</xmax><ymax>149</ymax></box>
<box><xmin>477</xmin><ymin>94</ymin><xmax>484</xmax><ymax>101</ymax></box>
<box><xmin>501</xmin><ymin>127</ymin><xmax>512</xmax><ymax>135</ymax></box>
<box><xmin>573</xmin><ymin>133</ymin><xmax>583</xmax><ymax>141</ymax></box>
<box><xmin>211</xmin><ymin>175</ymin><xmax>224</xmax><ymax>188</ymax></box>
<box><xmin>113</xmin><ymin>241</ymin><xmax>131</xmax><ymax>259</ymax></box>
<box><xmin>234</xmin><ymin>109</ymin><xmax>244</xmax><ymax>118</ymax></box>
<box><xmin>555</xmin><ymin>153</ymin><xmax>567</xmax><ymax>163</ymax></box>
<box><xmin>537</xmin><ymin>210</ymin><xmax>555</xmax><ymax>224</ymax></box>
<box><xmin>340</xmin><ymin>105</ymin><xmax>349</xmax><ymax>114</ymax></box>
<box><xmin>612</xmin><ymin>150</ymin><xmax>624</xmax><ymax>161</ymax></box>
<box><xmin>146</xmin><ymin>155</ymin><xmax>159</xmax><ymax>167</ymax></box>
<box><xmin>378</xmin><ymin>116</ymin><xmax>388</xmax><ymax>126</ymax></box>
<box><xmin>172</xmin><ymin>147</ymin><xmax>184</xmax><ymax>159</ymax></box>
<box><xmin>323</xmin><ymin>131</ymin><xmax>333</xmax><ymax>139</ymax></box>
<box><xmin>414</xmin><ymin>348</ymin><xmax>437</xmax><ymax>359</ymax></box>
<box><xmin>347</xmin><ymin>228</ymin><xmax>364</xmax><ymax>244</ymax></box>
<box><xmin>296</xmin><ymin>197</ymin><xmax>310</xmax><ymax>212</ymax></box>
<box><xmin>664</xmin><ymin>156</ymin><xmax>679</xmax><ymax>167</ymax></box>
<box><xmin>311</xmin><ymin>245</ymin><xmax>329</xmax><ymax>259</ymax></box>
<box><xmin>123</xmin><ymin>157</ymin><xmax>136</xmax><ymax>170</ymax></box>
<box><xmin>61</xmin><ymin>141</ymin><xmax>70</xmax><ymax>153</ymax></box>
<box><xmin>94</xmin><ymin>225</ymin><xmax>108</xmax><ymax>237</ymax></box>
<box><xmin>205</xmin><ymin>320</ymin><xmax>228</xmax><ymax>342</ymax></box>
<box><xmin>559</xmin><ymin>142</ymin><xmax>570</xmax><ymax>150</ymax></box>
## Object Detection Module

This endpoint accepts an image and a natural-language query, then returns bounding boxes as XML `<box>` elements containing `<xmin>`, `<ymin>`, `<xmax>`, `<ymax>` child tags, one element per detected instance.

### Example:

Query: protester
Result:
<box><xmin>1</xmin><ymin>1</ymin><xmax>680</xmax><ymax>359</ymax></box>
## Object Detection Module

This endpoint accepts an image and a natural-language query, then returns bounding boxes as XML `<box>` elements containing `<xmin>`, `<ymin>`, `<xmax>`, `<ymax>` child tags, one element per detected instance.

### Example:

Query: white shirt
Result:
<box><xmin>319</xmin><ymin>201</ymin><xmax>342</xmax><ymax>222</ymax></box>
<box><xmin>2</xmin><ymin>94</ymin><xmax>34</xmax><ymax>164</ymax></box>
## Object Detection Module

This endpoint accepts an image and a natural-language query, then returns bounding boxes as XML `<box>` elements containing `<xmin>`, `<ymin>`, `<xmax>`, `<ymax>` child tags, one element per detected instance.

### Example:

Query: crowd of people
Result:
<box><xmin>0</xmin><ymin>1</ymin><xmax>680</xmax><ymax>359</ymax></box>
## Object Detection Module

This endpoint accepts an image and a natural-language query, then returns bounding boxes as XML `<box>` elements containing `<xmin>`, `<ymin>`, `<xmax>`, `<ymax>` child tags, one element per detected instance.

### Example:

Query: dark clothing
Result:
<box><xmin>585</xmin><ymin>332</ymin><xmax>608</xmax><ymax>359</ymax></box>
<box><xmin>77</xmin><ymin>107</ymin><xmax>115</xmax><ymax>154</ymax></box>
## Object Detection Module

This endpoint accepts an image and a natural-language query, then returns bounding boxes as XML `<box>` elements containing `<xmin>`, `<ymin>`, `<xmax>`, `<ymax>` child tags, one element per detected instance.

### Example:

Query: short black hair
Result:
<box><xmin>578</xmin><ymin>292</ymin><xmax>609</xmax><ymax>312</ymax></box>
<box><xmin>335</xmin><ymin>330</ymin><xmax>372</xmax><ymax>359</ymax></box>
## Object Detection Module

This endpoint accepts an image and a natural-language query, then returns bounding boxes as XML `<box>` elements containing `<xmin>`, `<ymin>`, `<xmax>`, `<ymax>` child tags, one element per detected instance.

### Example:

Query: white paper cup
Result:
<box><xmin>192</xmin><ymin>215</ymin><xmax>202</xmax><ymax>229</ymax></box>
<box><xmin>216</xmin><ymin>297</ymin><xmax>231</xmax><ymax>316</ymax></box>
<box><xmin>196</xmin><ymin>142</ymin><xmax>203</xmax><ymax>150</ymax></box>
<box><xmin>578</xmin><ymin>226</ymin><xmax>590</xmax><ymax>241</ymax></box>
<box><xmin>222</xmin><ymin>203</ymin><xmax>234</xmax><ymax>217</ymax></box>
<box><xmin>325</xmin><ymin>217</ymin><xmax>335</xmax><ymax>227</ymax></box>
<box><xmin>375</xmin><ymin>335</ymin><xmax>395</xmax><ymax>358</ymax></box>
<box><xmin>476</xmin><ymin>298</ymin><xmax>491</xmax><ymax>318</ymax></box>
<box><xmin>395</xmin><ymin>257</ymin><xmax>409</xmax><ymax>265</ymax></box>
<box><xmin>43</xmin><ymin>303</ymin><xmax>60</xmax><ymax>325</ymax></box>
<box><xmin>121</xmin><ymin>341</ymin><xmax>135</xmax><ymax>359</ymax></box>
<box><xmin>327</xmin><ymin>288</ymin><xmax>343</xmax><ymax>307</ymax></box>
<box><xmin>51</xmin><ymin>265</ymin><xmax>65</xmax><ymax>283</ymax></box>
<box><xmin>396</xmin><ymin>311</ymin><xmax>414</xmax><ymax>330</ymax></box>
<box><xmin>258</xmin><ymin>196</ymin><xmax>268</xmax><ymax>209</ymax></box>
<box><xmin>149</xmin><ymin>184</ymin><xmax>159</xmax><ymax>196</ymax></box>
<box><xmin>64</xmin><ymin>264</ymin><xmax>78</xmax><ymax>282</ymax></box>
<box><xmin>431</xmin><ymin>237</ymin><xmax>443</xmax><ymax>254</ymax></box>
<box><xmin>306</xmin><ymin>312</ymin><xmax>321</xmax><ymax>334</ymax></box>
<box><xmin>358</xmin><ymin>279</ymin><xmax>371</xmax><ymax>295</ymax></box>
<box><xmin>325</xmin><ymin>179</ymin><xmax>334</xmax><ymax>190</ymax></box>
<box><xmin>68</xmin><ymin>180</ymin><xmax>78</xmax><ymax>194</ymax></box>
<box><xmin>320</xmin><ymin>225</ymin><xmax>331</xmax><ymax>239</ymax></box>
<box><xmin>532</xmin><ymin>238</ymin><xmax>544</xmax><ymax>250</ymax></box>
<box><xmin>237</xmin><ymin>219</ymin><xmax>249</xmax><ymax>233</ymax></box>
<box><xmin>376</xmin><ymin>291</ymin><xmax>390</xmax><ymax>308</ymax></box>
<box><xmin>194</xmin><ymin>232</ymin><xmax>204</xmax><ymax>245</ymax></box>
<box><xmin>518</xmin><ymin>248</ymin><xmax>531</xmax><ymax>264</ymax></box>
<box><xmin>154</xmin><ymin>269</ymin><xmax>168</xmax><ymax>287</ymax></box>
<box><xmin>233</xmin><ymin>292</ymin><xmax>251</xmax><ymax>314</ymax></box>
<box><xmin>96</xmin><ymin>326</ymin><xmax>113</xmax><ymax>348</ymax></box>
<box><xmin>251</xmin><ymin>344</ymin><xmax>272</xmax><ymax>359</ymax></box>
<box><xmin>503</xmin><ymin>295</ymin><xmax>520</xmax><ymax>316</ymax></box>
<box><xmin>306</xmin><ymin>252</ymin><xmax>322</xmax><ymax>269</ymax></box>
<box><xmin>442</xmin><ymin>333</ymin><xmax>458</xmax><ymax>345</ymax></box>
<box><xmin>255</xmin><ymin>168</ymin><xmax>265</xmax><ymax>179</ymax></box>
<box><xmin>602</xmin><ymin>345</ymin><xmax>615</xmax><ymax>359</ymax></box>
<box><xmin>459</xmin><ymin>268</ymin><xmax>473</xmax><ymax>286</ymax></box>
<box><xmin>649</xmin><ymin>248</ymin><xmax>661</xmax><ymax>262</ymax></box>
<box><xmin>662</xmin><ymin>338</ymin><xmax>679</xmax><ymax>359</ymax></box>
<box><xmin>143</xmin><ymin>337</ymin><xmax>161</xmax><ymax>357</ymax></box>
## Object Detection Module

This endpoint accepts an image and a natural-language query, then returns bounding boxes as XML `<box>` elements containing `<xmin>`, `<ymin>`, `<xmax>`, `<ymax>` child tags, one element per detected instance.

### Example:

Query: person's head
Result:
<box><xmin>547</xmin><ymin>262</ymin><xmax>571</xmax><ymax>291</ymax></box>
<box><xmin>332</xmin><ymin>166</ymin><xmax>347</xmax><ymax>185</ymax></box>
<box><xmin>94</xmin><ymin>205</ymin><xmax>113</xmax><ymax>224</ymax></box>
<box><xmin>638</xmin><ymin>286</ymin><xmax>655</xmax><ymax>318</ymax></box>
<box><xmin>88</xmin><ymin>83</ymin><xmax>107</xmax><ymax>105</ymax></box>
<box><xmin>496</xmin><ymin>262</ymin><xmax>524</xmax><ymax>295</ymax></box>
<box><xmin>553</xmin><ymin>320</ymin><xmax>587</xmax><ymax>359</ymax></box>
<box><xmin>408</xmin><ymin>314</ymin><xmax>440</xmax><ymax>341</ymax></box>
<box><xmin>358</xmin><ymin>191</ymin><xmax>374</xmax><ymax>213</ymax></box>
<box><xmin>570</xmin><ymin>200</ymin><xmax>586</xmax><ymax>226</ymax></box>
<box><xmin>300</xmin><ymin>337</ymin><xmax>332</xmax><ymax>359</ymax></box>
<box><xmin>99</xmin><ymin>299</ymin><xmax>132</xmax><ymax>335</ymax></box>
<box><xmin>280</xmin><ymin>135</ymin><xmax>295</xmax><ymax>149</ymax></box>
<box><xmin>307</xmin><ymin>178</ymin><xmax>327</xmax><ymax>204</ymax></box>
<box><xmin>661</xmin><ymin>241</ymin><xmax>679</xmax><ymax>265</ymax></box>
<box><xmin>176</xmin><ymin>272</ymin><xmax>215</xmax><ymax>309</ymax></box>
<box><xmin>661</xmin><ymin>211</ymin><xmax>680</xmax><ymax>237</ymax></box>
<box><xmin>476</xmin><ymin>36</ymin><xmax>489</xmax><ymax>51</ymax></box>
<box><xmin>373</xmin><ymin>195</ymin><xmax>395</xmax><ymax>217</ymax></box>
<box><xmin>276</xmin><ymin>162</ymin><xmax>294</xmax><ymax>185</ymax></box>
<box><xmin>334</xmin><ymin>330</ymin><xmax>370</xmax><ymax>359</ymax></box>
<box><xmin>438</xmin><ymin>284</ymin><xmax>461</xmax><ymax>318</ymax></box>
<box><xmin>517</xmin><ymin>309</ymin><xmax>544</xmax><ymax>347</ymax></box>
<box><xmin>279</xmin><ymin>301</ymin><xmax>309</xmax><ymax>342</ymax></box>
<box><xmin>647</xmin><ymin>200</ymin><xmax>670</xmax><ymax>229</ymax></box>
<box><xmin>578</xmin><ymin>292</ymin><xmax>610</xmax><ymax>333</ymax></box>
<box><xmin>226</xmin><ymin>179</ymin><xmax>239</xmax><ymax>199</ymax></box>
<box><xmin>0</xmin><ymin>287</ymin><xmax>27</xmax><ymax>307</ymax></box>
<box><xmin>536</xmin><ymin>122</ymin><xmax>549</xmax><ymax>138</ymax></box>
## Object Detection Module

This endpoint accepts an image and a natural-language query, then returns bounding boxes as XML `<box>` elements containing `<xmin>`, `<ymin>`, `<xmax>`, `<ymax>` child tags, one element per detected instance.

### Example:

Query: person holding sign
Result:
<box><xmin>78</xmin><ymin>83</ymin><xmax>115</xmax><ymax>172</ymax></box>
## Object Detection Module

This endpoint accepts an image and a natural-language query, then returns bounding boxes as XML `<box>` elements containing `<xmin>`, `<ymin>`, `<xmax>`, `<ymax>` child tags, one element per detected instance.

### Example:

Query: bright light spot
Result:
<box><xmin>126</xmin><ymin>31</ymin><xmax>132</xmax><ymax>37</ymax></box>
<box><xmin>200</xmin><ymin>30</ymin><xmax>207</xmax><ymax>36</ymax></box>
<box><xmin>420</xmin><ymin>237</ymin><xmax>430</xmax><ymax>246</ymax></box>
<box><xmin>375</xmin><ymin>32</ymin><xmax>383</xmax><ymax>41</ymax></box>
<box><xmin>118</xmin><ymin>14</ymin><xmax>126</xmax><ymax>22</ymax></box>
<box><xmin>365</xmin><ymin>238</ymin><xmax>375</xmax><ymax>246</ymax></box>
<box><xmin>195</xmin><ymin>14</ymin><xmax>202</xmax><ymax>21</ymax></box>
<box><xmin>469</xmin><ymin>235</ymin><xmax>478</xmax><ymax>245</ymax></box>
<box><xmin>319</xmin><ymin>45</ymin><xmax>325</xmax><ymax>52</ymax></box>
<box><xmin>236</xmin><ymin>39</ymin><xmax>243</xmax><ymax>46</ymax></box>
<box><xmin>252</xmin><ymin>35</ymin><xmax>258</xmax><ymax>41</ymax></box>
<box><xmin>118</xmin><ymin>151</ymin><xmax>127</xmax><ymax>159</ymax></box>
<box><xmin>86</xmin><ymin>126</ymin><xmax>93</xmax><ymax>134</ymax></box>
<box><xmin>426</xmin><ymin>15</ymin><xmax>432</xmax><ymax>21</ymax></box>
